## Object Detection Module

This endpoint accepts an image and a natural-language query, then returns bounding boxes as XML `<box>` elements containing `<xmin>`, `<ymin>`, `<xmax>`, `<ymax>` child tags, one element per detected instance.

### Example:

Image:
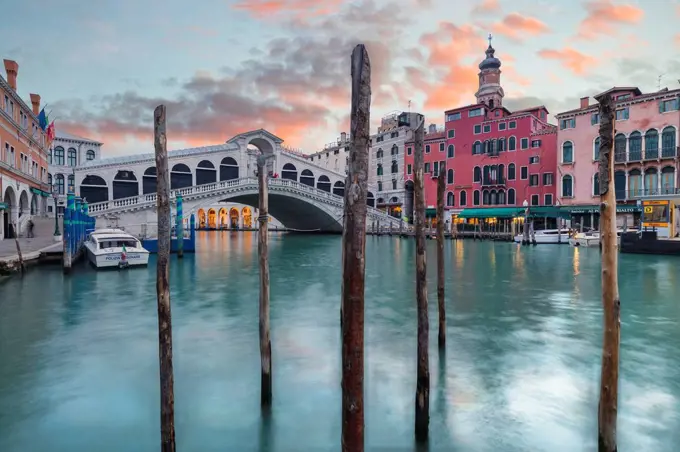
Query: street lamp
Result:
<box><xmin>52</xmin><ymin>184</ymin><xmax>60</xmax><ymax>236</ymax></box>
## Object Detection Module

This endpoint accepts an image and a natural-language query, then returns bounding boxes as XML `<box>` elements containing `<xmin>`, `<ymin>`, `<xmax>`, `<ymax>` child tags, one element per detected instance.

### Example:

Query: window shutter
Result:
<box><xmin>659</xmin><ymin>101</ymin><xmax>665</xmax><ymax>113</ymax></box>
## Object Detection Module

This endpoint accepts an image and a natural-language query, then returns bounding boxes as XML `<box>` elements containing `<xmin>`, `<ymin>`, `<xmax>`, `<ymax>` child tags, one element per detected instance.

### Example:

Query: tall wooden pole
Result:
<box><xmin>257</xmin><ymin>154</ymin><xmax>273</xmax><ymax>407</ymax></box>
<box><xmin>154</xmin><ymin>105</ymin><xmax>176</xmax><ymax>452</ymax></box>
<box><xmin>413</xmin><ymin>118</ymin><xmax>430</xmax><ymax>442</ymax></box>
<box><xmin>436</xmin><ymin>162</ymin><xmax>446</xmax><ymax>349</ymax></box>
<box><xmin>341</xmin><ymin>44</ymin><xmax>371</xmax><ymax>452</ymax></box>
<box><xmin>597</xmin><ymin>93</ymin><xmax>621</xmax><ymax>452</ymax></box>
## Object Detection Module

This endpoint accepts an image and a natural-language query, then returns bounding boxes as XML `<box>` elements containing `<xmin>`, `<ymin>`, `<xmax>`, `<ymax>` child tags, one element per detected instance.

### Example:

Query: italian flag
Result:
<box><xmin>121</xmin><ymin>244</ymin><xmax>127</xmax><ymax>261</ymax></box>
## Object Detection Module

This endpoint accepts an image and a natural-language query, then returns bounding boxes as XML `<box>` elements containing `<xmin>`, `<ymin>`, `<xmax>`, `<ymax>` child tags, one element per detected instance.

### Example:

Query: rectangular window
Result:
<box><xmin>425</xmin><ymin>144</ymin><xmax>430</xmax><ymax>153</ymax></box>
<box><xmin>544</xmin><ymin>194</ymin><xmax>553</xmax><ymax>206</ymax></box>
<box><xmin>468</xmin><ymin>107</ymin><xmax>483</xmax><ymax>117</ymax></box>
<box><xmin>659</xmin><ymin>98</ymin><xmax>680</xmax><ymax>113</ymax></box>
<box><xmin>446</xmin><ymin>112</ymin><xmax>461</xmax><ymax>121</ymax></box>
<box><xmin>407</xmin><ymin>164</ymin><xmax>412</xmax><ymax>175</ymax></box>
<box><xmin>424</xmin><ymin>162</ymin><xmax>431</xmax><ymax>173</ymax></box>
<box><xmin>520</xmin><ymin>166</ymin><xmax>528</xmax><ymax>180</ymax></box>
<box><xmin>591</xmin><ymin>113</ymin><xmax>600</xmax><ymax>125</ymax></box>
<box><xmin>529</xmin><ymin>156</ymin><xmax>539</xmax><ymax>164</ymax></box>
<box><xmin>617</xmin><ymin>94</ymin><xmax>631</xmax><ymax>101</ymax></box>
<box><xmin>521</xmin><ymin>138</ymin><xmax>529</xmax><ymax>149</ymax></box>
<box><xmin>439</xmin><ymin>142</ymin><xmax>445</xmax><ymax>152</ymax></box>
<box><xmin>390</xmin><ymin>131</ymin><xmax>399</xmax><ymax>138</ymax></box>
<box><xmin>541</xmin><ymin>111</ymin><xmax>546</xmax><ymax>120</ymax></box>
<box><xmin>407</xmin><ymin>147</ymin><xmax>412</xmax><ymax>155</ymax></box>
<box><xmin>615</xmin><ymin>107</ymin><xmax>629</xmax><ymax>121</ymax></box>
<box><xmin>474</xmin><ymin>124</ymin><xmax>482</xmax><ymax>134</ymax></box>
<box><xmin>447</xmin><ymin>129</ymin><xmax>455</xmax><ymax>138</ymax></box>
<box><xmin>509</xmin><ymin>121</ymin><xmax>517</xmax><ymax>129</ymax></box>
<box><xmin>559</xmin><ymin>118</ymin><xmax>575</xmax><ymax>130</ymax></box>
<box><xmin>508</xmin><ymin>165</ymin><xmax>516</xmax><ymax>180</ymax></box>
<box><xmin>531</xmin><ymin>194</ymin><xmax>539</xmax><ymax>206</ymax></box>
<box><xmin>529</xmin><ymin>174</ymin><xmax>539</xmax><ymax>186</ymax></box>
<box><xmin>531</xmin><ymin>139</ymin><xmax>541</xmax><ymax>148</ymax></box>
<box><xmin>483</xmin><ymin>124</ymin><xmax>491</xmax><ymax>133</ymax></box>
<box><xmin>543</xmin><ymin>173</ymin><xmax>554</xmax><ymax>185</ymax></box>
<box><xmin>498</xmin><ymin>123</ymin><xmax>506</xmax><ymax>131</ymax></box>
<box><xmin>433</xmin><ymin>161</ymin><xmax>439</xmax><ymax>174</ymax></box>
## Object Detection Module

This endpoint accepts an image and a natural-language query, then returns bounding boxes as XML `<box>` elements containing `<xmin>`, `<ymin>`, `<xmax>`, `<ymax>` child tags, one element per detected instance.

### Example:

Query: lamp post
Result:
<box><xmin>52</xmin><ymin>185</ymin><xmax>60</xmax><ymax>236</ymax></box>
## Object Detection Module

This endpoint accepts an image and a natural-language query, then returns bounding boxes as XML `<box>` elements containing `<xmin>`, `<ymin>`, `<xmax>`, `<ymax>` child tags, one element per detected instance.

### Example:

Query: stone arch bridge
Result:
<box><xmin>77</xmin><ymin>129</ymin><xmax>404</xmax><ymax>234</ymax></box>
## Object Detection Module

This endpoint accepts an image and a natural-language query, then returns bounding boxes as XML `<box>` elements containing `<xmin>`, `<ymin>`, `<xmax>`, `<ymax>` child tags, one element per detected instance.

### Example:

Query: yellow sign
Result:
<box><xmin>643</xmin><ymin>200</ymin><xmax>669</xmax><ymax>206</ymax></box>
<box><xmin>644</xmin><ymin>206</ymin><xmax>654</xmax><ymax>214</ymax></box>
<box><xmin>645</xmin><ymin>222</ymin><xmax>668</xmax><ymax>228</ymax></box>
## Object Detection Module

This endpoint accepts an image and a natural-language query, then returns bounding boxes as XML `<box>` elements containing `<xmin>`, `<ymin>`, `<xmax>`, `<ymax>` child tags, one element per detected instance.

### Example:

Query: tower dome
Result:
<box><xmin>475</xmin><ymin>34</ymin><xmax>504</xmax><ymax>109</ymax></box>
<box><xmin>479</xmin><ymin>45</ymin><xmax>501</xmax><ymax>70</ymax></box>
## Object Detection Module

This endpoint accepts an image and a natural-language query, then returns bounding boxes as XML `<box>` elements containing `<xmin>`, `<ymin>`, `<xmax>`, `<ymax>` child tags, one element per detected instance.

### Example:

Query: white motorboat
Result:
<box><xmin>568</xmin><ymin>228</ymin><xmax>638</xmax><ymax>247</ymax></box>
<box><xmin>84</xmin><ymin>228</ymin><xmax>150</xmax><ymax>269</ymax></box>
<box><xmin>514</xmin><ymin>229</ymin><xmax>570</xmax><ymax>244</ymax></box>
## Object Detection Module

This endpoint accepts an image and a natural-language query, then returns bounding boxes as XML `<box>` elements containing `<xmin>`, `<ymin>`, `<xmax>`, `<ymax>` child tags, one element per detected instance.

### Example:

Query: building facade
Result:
<box><xmin>48</xmin><ymin>131</ymin><xmax>104</xmax><ymax>217</ymax></box>
<box><xmin>556</xmin><ymin>87</ymin><xmax>679</xmax><ymax>228</ymax></box>
<box><xmin>306</xmin><ymin>132</ymin><xmax>350</xmax><ymax>175</ymax></box>
<box><xmin>369</xmin><ymin>111</ymin><xmax>421</xmax><ymax>218</ymax></box>
<box><xmin>0</xmin><ymin>59</ymin><xmax>50</xmax><ymax>240</ymax></box>
<box><xmin>404</xmin><ymin>42</ymin><xmax>558</xmax><ymax>224</ymax></box>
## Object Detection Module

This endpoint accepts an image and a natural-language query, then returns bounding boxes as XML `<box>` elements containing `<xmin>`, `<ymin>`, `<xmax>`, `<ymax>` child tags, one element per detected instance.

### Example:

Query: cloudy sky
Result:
<box><xmin>2</xmin><ymin>0</ymin><xmax>678</xmax><ymax>156</ymax></box>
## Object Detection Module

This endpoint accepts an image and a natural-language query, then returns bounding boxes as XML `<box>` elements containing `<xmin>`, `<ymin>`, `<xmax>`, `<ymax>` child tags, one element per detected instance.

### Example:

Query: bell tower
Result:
<box><xmin>475</xmin><ymin>34</ymin><xmax>504</xmax><ymax>109</ymax></box>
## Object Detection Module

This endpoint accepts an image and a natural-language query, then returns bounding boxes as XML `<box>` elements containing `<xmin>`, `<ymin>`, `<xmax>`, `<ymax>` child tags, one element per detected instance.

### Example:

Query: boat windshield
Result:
<box><xmin>99</xmin><ymin>239</ymin><xmax>138</xmax><ymax>249</ymax></box>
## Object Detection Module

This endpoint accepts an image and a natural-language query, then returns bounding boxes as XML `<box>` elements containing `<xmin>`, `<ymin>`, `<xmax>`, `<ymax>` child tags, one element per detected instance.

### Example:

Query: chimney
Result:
<box><xmin>341</xmin><ymin>132</ymin><xmax>347</xmax><ymax>142</ymax></box>
<box><xmin>30</xmin><ymin>93</ymin><xmax>41</xmax><ymax>115</ymax></box>
<box><xmin>3</xmin><ymin>59</ymin><xmax>18</xmax><ymax>91</ymax></box>
<box><xmin>580</xmin><ymin>96</ymin><xmax>589</xmax><ymax>109</ymax></box>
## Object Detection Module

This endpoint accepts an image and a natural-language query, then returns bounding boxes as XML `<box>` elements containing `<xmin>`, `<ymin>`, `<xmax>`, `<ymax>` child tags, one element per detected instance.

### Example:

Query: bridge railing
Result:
<box><xmin>87</xmin><ymin>176</ymin><xmax>404</xmax><ymax>226</ymax></box>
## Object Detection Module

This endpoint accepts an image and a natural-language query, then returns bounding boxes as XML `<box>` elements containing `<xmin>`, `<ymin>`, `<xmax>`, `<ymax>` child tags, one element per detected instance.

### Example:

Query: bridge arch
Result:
<box><xmin>197</xmin><ymin>160</ymin><xmax>217</xmax><ymax>185</ymax></box>
<box><xmin>220</xmin><ymin>157</ymin><xmax>239</xmax><ymax>181</ymax></box>
<box><xmin>317</xmin><ymin>175</ymin><xmax>331</xmax><ymax>192</ymax></box>
<box><xmin>113</xmin><ymin>170</ymin><xmax>139</xmax><ymax>199</ymax></box>
<box><xmin>300</xmin><ymin>169</ymin><xmax>314</xmax><ymax>187</ymax></box>
<box><xmin>367</xmin><ymin>191</ymin><xmax>375</xmax><ymax>207</ymax></box>
<box><xmin>3</xmin><ymin>186</ymin><xmax>17</xmax><ymax>238</ymax></box>
<box><xmin>81</xmin><ymin>175</ymin><xmax>108</xmax><ymax>204</ymax></box>
<box><xmin>282</xmin><ymin>163</ymin><xmax>298</xmax><ymax>181</ymax></box>
<box><xmin>333</xmin><ymin>181</ymin><xmax>345</xmax><ymax>197</ymax></box>
<box><xmin>143</xmin><ymin>167</ymin><xmax>157</xmax><ymax>194</ymax></box>
<box><xmin>171</xmin><ymin>163</ymin><xmax>192</xmax><ymax>189</ymax></box>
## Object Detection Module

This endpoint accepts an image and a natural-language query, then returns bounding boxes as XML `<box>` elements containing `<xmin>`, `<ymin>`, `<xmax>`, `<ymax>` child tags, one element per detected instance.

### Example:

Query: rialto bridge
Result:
<box><xmin>74</xmin><ymin>129</ymin><xmax>404</xmax><ymax>235</ymax></box>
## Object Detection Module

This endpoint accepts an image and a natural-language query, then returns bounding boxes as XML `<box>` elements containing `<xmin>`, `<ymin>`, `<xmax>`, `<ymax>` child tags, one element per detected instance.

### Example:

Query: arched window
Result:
<box><xmin>562</xmin><ymin>175</ymin><xmax>573</xmax><ymax>197</ymax></box>
<box><xmin>67</xmin><ymin>148</ymin><xmax>77</xmax><ymax>167</ymax></box>
<box><xmin>507</xmin><ymin>188</ymin><xmax>516</xmax><ymax>205</ymax></box>
<box><xmin>473</xmin><ymin>166</ymin><xmax>481</xmax><ymax>183</ymax></box>
<box><xmin>113</xmin><ymin>169</ymin><xmax>139</xmax><ymax>199</ymax></box>
<box><xmin>447</xmin><ymin>168</ymin><xmax>454</xmax><ymax>184</ymax></box>
<box><xmin>143</xmin><ymin>167</ymin><xmax>157</xmax><ymax>194</ymax></box>
<box><xmin>482</xmin><ymin>190</ymin><xmax>490</xmax><ymax>205</ymax></box>
<box><xmin>628</xmin><ymin>169</ymin><xmax>642</xmax><ymax>198</ymax></box>
<box><xmin>281</xmin><ymin>163</ymin><xmax>298</xmax><ymax>181</ymax></box>
<box><xmin>498</xmin><ymin>164</ymin><xmax>505</xmax><ymax>183</ymax></box>
<box><xmin>628</xmin><ymin>132</ymin><xmax>641</xmax><ymax>160</ymax></box>
<box><xmin>460</xmin><ymin>190</ymin><xmax>467</xmax><ymax>206</ymax></box>
<box><xmin>508</xmin><ymin>136</ymin><xmax>516</xmax><ymax>151</ymax></box>
<box><xmin>376</xmin><ymin>149</ymin><xmax>384</xmax><ymax>158</ymax></box>
<box><xmin>644</xmin><ymin>167</ymin><xmax>658</xmax><ymax>195</ymax></box>
<box><xmin>645</xmin><ymin>129</ymin><xmax>659</xmax><ymax>159</ymax></box>
<box><xmin>473</xmin><ymin>190</ymin><xmax>480</xmax><ymax>206</ymax></box>
<box><xmin>446</xmin><ymin>192</ymin><xmax>454</xmax><ymax>207</ymax></box>
<box><xmin>377</xmin><ymin>164</ymin><xmax>383</xmax><ymax>176</ymax></box>
<box><xmin>615</xmin><ymin>133</ymin><xmax>626</xmax><ymax>163</ymax></box>
<box><xmin>80</xmin><ymin>175</ymin><xmax>108</xmax><ymax>203</ymax></box>
<box><xmin>54</xmin><ymin>146</ymin><xmax>65</xmax><ymax>166</ymax></box>
<box><xmin>196</xmin><ymin>160</ymin><xmax>217</xmax><ymax>185</ymax></box>
<box><xmin>473</xmin><ymin>141</ymin><xmax>482</xmax><ymax>155</ymax></box>
<box><xmin>86</xmin><ymin>150</ymin><xmax>96</xmax><ymax>161</ymax></box>
<box><xmin>317</xmin><ymin>175</ymin><xmax>331</xmax><ymax>192</ymax></box>
<box><xmin>55</xmin><ymin>174</ymin><xmax>65</xmax><ymax>194</ymax></box>
<box><xmin>490</xmin><ymin>190</ymin><xmax>498</xmax><ymax>205</ymax></box>
<box><xmin>220</xmin><ymin>157</ymin><xmax>239</xmax><ymax>181</ymax></box>
<box><xmin>391</xmin><ymin>145</ymin><xmax>398</xmax><ymax>156</ymax></box>
<box><xmin>562</xmin><ymin>141</ymin><xmax>573</xmax><ymax>164</ymax></box>
<box><xmin>593</xmin><ymin>137</ymin><xmax>601</xmax><ymax>161</ymax></box>
<box><xmin>47</xmin><ymin>173</ymin><xmax>52</xmax><ymax>187</ymax></box>
<box><xmin>367</xmin><ymin>191</ymin><xmax>375</xmax><ymax>207</ymax></box>
<box><xmin>447</xmin><ymin>144</ymin><xmax>454</xmax><ymax>158</ymax></box>
<box><xmin>498</xmin><ymin>138</ymin><xmax>505</xmax><ymax>152</ymax></box>
<box><xmin>333</xmin><ymin>180</ymin><xmax>345</xmax><ymax>197</ymax></box>
<box><xmin>661</xmin><ymin>166</ymin><xmax>675</xmax><ymax>193</ymax></box>
<box><xmin>498</xmin><ymin>190</ymin><xmax>506</xmax><ymax>205</ymax></box>
<box><xmin>300</xmin><ymin>169</ymin><xmax>315</xmax><ymax>187</ymax></box>
<box><xmin>392</xmin><ymin>179</ymin><xmax>397</xmax><ymax>190</ymax></box>
<box><xmin>662</xmin><ymin>126</ymin><xmax>676</xmax><ymax>157</ymax></box>
<box><xmin>593</xmin><ymin>173</ymin><xmax>600</xmax><ymax>196</ymax></box>
<box><xmin>508</xmin><ymin>163</ymin><xmax>516</xmax><ymax>180</ymax></box>
<box><xmin>67</xmin><ymin>174</ymin><xmax>75</xmax><ymax>193</ymax></box>
<box><xmin>391</xmin><ymin>161</ymin><xmax>398</xmax><ymax>174</ymax></box>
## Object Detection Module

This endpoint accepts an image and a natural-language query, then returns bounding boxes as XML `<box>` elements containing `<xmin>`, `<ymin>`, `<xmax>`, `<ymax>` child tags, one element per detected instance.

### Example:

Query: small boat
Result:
<box><xmin>569</xmin><ymin>228</ymin><xmax>638</xmax><ymax>247</ymax></box>
<box><xmin>513</xmin><ymin>229</ymin><xmax>570</xmax><ymax>244</ymax></box>
<box><xmin>84</xmin><ymin>228</ymin><xmax>150</xmax><ymax>269</ymax></box>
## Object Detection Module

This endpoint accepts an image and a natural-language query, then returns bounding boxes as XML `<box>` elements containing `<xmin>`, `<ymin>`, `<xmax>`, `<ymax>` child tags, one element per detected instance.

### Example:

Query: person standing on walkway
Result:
<box><xmin>27</xmin><ymin>219</ymin><xmax>34</xmax><ymax>238</ymax></box>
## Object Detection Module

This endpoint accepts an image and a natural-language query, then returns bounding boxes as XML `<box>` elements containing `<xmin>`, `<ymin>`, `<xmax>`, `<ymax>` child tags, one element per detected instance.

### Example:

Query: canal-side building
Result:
<box><xmin>1</xmin><ymin>59</ymin><xmax>51</xmax><ymax>240</ymax></box>
<box><xmin>556</xmin><ymin>87</ymin><xmax>679</xmax><ymax>229</ymax></box>
<box><xmin>369</xmin><ymin>110</ymin><xmax>421</xmax><ymax>219</ymax></box>
<box><xmin>48</xmin><ymin>131</ymin><xmax>103</xmax><ymax>217</ymax></box>
<box><xmin>305</xmin><ymin>132</ymin><xmax>350</xmax><ymax>175</ymax></box>
<box><xmin>404</xmin><ymin>42</ymin><xmax>558</xmax><ymax>225</ymax></box>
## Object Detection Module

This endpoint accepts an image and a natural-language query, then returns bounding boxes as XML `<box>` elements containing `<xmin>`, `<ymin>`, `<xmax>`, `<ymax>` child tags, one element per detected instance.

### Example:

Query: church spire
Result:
<box><xmin>475</xmin><ymin>36</ymin><xmax>504</xmax><ymax>109</ymax></box>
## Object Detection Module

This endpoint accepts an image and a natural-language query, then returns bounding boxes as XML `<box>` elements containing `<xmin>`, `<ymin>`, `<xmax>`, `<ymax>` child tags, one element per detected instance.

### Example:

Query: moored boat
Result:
<box><xmin>84</xmin><ymin>228</ymin><xmax>150</xmax><ymax>269</ymax></box>
<box><xmin>513</xmin><ymin>229</ymin><xmax>570</xmax><ymax>244</ymax></box>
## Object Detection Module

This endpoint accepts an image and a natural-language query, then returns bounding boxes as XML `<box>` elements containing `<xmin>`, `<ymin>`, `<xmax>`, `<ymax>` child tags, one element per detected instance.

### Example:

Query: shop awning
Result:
<box><xmin>563</xmin><ymin>204</ymin><xmax>641</xmax><ymax>214</ymax></box>
<box><xmin>457</xmin><ymin>207</ymin><xmax>524</xmax><ymax>219</ymax></box>
<box><xmin>0</xmin><ymin>202</ymin><xmax>7</xmax><ymax>210</ymax></box>
<box><xmin>425</xmin><ymin>208</ymin><xmax>437</xmax><ymax>218</ymax></box>
<box><xmin>527</xmin><ymin>206</ymin><xmax>572</xmax><ymax>219</ymax></box>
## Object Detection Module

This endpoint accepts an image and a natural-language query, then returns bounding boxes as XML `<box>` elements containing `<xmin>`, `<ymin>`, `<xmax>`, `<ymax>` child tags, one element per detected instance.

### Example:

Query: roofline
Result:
<box><xmin>0</xmin><ymin>73</ymin><xmax>41</xmax><ymax>124</ymax></box>
<box><xmin>593</xmin><ymin>86</ymin><xmax>642</xmax><ymax>99</ymax></box>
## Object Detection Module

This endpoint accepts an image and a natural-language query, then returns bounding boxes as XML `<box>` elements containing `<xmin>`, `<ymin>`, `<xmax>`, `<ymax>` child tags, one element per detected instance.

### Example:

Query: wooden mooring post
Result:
<box><xmin>176</xmin><ymin>193</ymin><xmax>184</xmax><ymax>259</ymax></box>
<box><xmin>154</xmin><ymin>105</ymin><xmax>176</xmax><ymax>452</ymax></box>
<box><xmin>596</xmin><ymin>93</ymin><xmax>621</xmax><ymax>452</ymax></box>
<box><xmin>413</xmin><ymin>117</ymin><xmax>430</xmax><ymax>442</ymax></box>
<box><xmin>341</xmin><ymin>44</ymin><xmax>371</xmax><ymax>452</ymax></box>
<box><xmin>436</xmin><ymin>162</ymin><xmax>446</xmax><ymax>349</ymax></box>
<box><xmin>257</xmin><ymin>154</ymin><xmax>273</xmax><ymax>407</ymax></box>
<box><xmin>12</xmin><ymin>221</ymin><xmax>25</xmax><ymax>275</ymax></box>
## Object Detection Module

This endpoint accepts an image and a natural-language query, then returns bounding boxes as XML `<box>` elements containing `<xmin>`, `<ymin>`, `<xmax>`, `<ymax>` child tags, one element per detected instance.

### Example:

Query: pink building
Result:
<box><xmin>556</xmin><ymin>87</ymin><xmax>679</xmax><ymax>227</ymax></box>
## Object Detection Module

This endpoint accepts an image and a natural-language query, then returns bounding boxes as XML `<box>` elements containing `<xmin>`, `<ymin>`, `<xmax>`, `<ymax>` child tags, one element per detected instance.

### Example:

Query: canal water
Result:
<box><xmin>1</xmin><ymin>233</ymin><xmax>679</xmax><ymax>451</ymax></box>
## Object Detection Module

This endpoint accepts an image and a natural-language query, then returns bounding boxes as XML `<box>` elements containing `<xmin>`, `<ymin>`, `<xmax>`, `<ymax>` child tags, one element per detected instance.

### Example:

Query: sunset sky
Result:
<box><xmin>2</xmin><ymin>0</ymin><xmax>678</xmax><ymax>156</ymax></box>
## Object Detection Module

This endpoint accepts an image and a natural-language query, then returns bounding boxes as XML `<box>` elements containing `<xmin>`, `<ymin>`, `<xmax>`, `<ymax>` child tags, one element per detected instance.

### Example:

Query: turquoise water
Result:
<box><xmin>1</xmin><ymin>232</ymin><xmax>679</xmax><ymax>451</ymax></box>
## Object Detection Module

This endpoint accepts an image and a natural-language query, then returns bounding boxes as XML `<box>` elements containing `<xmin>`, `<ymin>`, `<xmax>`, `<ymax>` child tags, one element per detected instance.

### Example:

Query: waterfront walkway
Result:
<box><xmin>0</xmin><ymin>235</ymin><xmax>60</xmax><ymax>260</ymax></box>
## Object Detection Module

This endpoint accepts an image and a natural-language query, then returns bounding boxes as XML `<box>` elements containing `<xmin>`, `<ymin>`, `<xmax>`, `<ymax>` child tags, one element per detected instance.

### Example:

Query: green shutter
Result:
<box><xmin>659</xmin><ymin>100</ymin><xmax>665</xmax><ymax>113</ymax></box>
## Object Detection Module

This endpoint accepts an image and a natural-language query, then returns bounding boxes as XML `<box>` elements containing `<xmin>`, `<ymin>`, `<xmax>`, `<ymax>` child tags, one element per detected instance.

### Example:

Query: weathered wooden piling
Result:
<box><xmin>413</xmin><ymin>117</ymin><xmax>430</xmax><ymax>442</ymax></box>
<box><xmin>436</xmin><ymin>161</ymin><xmax>446</xmax><ymax>349</ymax></box>
<box><xmin>154</xmin><ymin>104</ymin><xmax>176</xmax><ymax>452</ymax></box>
<box><xmin>176</xmin><ymin>193</ymin><xmax>184</xmax><ymax>258</ymax></box>
<box><xmin>257</xmin><ymin>154</ymin><xmax>273</xmax><ymax>407</ymax></box>
<box><xmin>12</xmin><ymin>221</ymin><xmax>25</xmax><ymax>275</ymax></box>
<box><xmin>62</xmin><ymin>192</ymin><xmax>74</xmax><ymax>273</ymax></box>
<box><xmin>596</xmin><ymin>93</ymin><xmax>621</xmax><ymax>452</ymax></box>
